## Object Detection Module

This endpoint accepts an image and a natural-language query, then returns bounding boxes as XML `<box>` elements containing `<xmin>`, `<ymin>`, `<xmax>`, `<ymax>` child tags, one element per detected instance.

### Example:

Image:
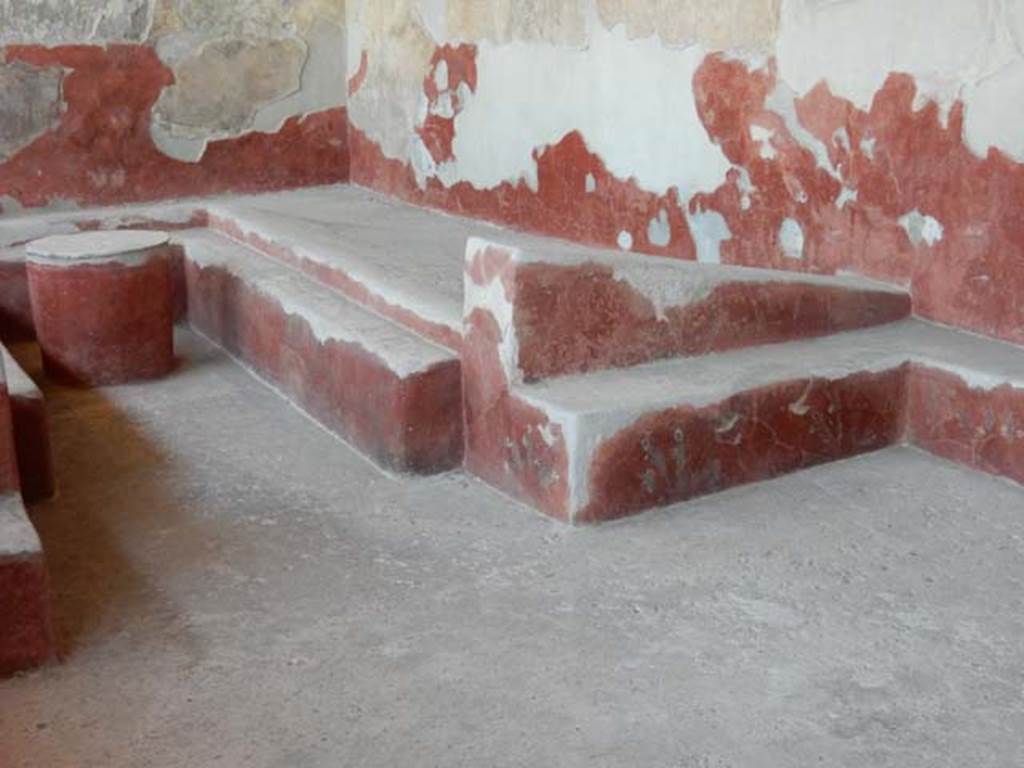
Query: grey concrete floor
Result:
<box><xmin>1</xmin><ymin>329</ymin><xmax>1023</xmax><ymax>768</ymax></box>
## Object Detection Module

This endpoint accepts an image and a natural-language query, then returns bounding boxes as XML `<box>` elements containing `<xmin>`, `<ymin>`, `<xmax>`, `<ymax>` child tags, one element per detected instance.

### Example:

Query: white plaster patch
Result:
<box><xmin>899</xmin><ymin>210</ymin><xmax>945</xmax><ymax>247</ymax></box>
<box><xmin>963</xmin><ymin>58</ymin><xmax>1024</xmax><ymax>160</ymax></box>
<box><xmin>647</xmin><ymin>209</ymin><xmax>671</xmax><ymax>248</ymax></box>
<box><xmin>686</xmin><ymin>209</ymin><xmax>732</xmax><ymax>264</ymax></box>
<box><xmin>750</xmin><ymin>124</ymin><xmax>778</xmax><ymax>159</ymax></box>
<box><xmin>617</xmin><ymin>230</ymin><xmax>634</xmax><ymax>251</ymax></box>
<box><xmin>0</xmin><ymin>492</ymin><xmax>40</xmax><ymax>558</ymax></box>
<box><xmin>836</xmin><ymin>187</ymin><xmax>859</xmax><ymax>209</ymax></box>
<box><xmin>735</xmin><ymin>166</ymin><xmax>755</xmax><ymax>210</ymax></box>
<box><xmin>434</xmin><ymin>59</ymin><xmax>450</xmax><ymax>92</ymax></box>
<box><xmin>463</xmin><ymin>238</ymin><xmax>522</xmax><ymax>382</ymax></box>
<box><xmin>779</xmin><ymin>218</ymin><xmax>805</xmax><ymax>260</ymax></box>
<box><xmin>450</xmin><ymin>22</ymin><xmax>731</xmax><ymax>197</ymax></box>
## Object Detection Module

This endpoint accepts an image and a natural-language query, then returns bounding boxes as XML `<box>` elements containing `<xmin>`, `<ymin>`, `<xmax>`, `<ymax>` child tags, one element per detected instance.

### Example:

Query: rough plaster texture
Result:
<box><xmin>347</xmin><ymin>0</ymin><xmax>436</xmax><ymax>162</ymax></box>
<box><xmin>149</xmin><ymin>0</ymin><xmax>347</xmax><ymax>161</ymax></box>
<box><xmin>596</xmin><ymin>0</ymin><xmax>780</xmax><ymax>49</ymax></box>
<box><xmin>1</xmin><ymin>333</ymin><xmax>1023</xmax><ymax>766</ymax></box>
<box><xmin>154</xmin><ymin>37</ymin><xmax>307</xmax><ymax>135</ymax></box>
<box><xmin>447</xmin><ymin>0</ymin><xmax>588</xmax><ymax>45</ymax></box>
<box><xmin>0</xmin><ymin>0</ymin><xmax>152</xmax><ymax>45</ymax></box>
<box><xmin>0</xmin><ymin>62</ymin><xmax>63</xmax><ymax>163</ymax></box>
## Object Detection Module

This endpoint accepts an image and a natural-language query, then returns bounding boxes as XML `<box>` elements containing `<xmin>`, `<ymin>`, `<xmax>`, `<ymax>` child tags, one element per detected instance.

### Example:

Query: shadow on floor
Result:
<box><xmin>8</xmin><ymin>341</ymin><xmax>207</xmax><ymax>661</ymax></box>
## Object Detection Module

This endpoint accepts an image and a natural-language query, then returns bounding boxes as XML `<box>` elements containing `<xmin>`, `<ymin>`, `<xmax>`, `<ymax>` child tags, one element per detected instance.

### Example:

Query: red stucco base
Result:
<box><xmin>186</xmin><ymin>260</ymin><xmax>463</xmax><ymax>474</ymax></box>
<box><xmin>508</xmin><ymin>258</ymin><xmax>910</xmax><ymax>381</ymax></box>
<box><xmin>579</xmin><ymin>369</ymin><xmax>908</xmax><ymax>523</ymax></box>
<box><xmin>908</xmin><ymin>365</ymin><xmax>1024</xmax><ymax>486</ymax></box>
<box><xmin>28</xmin><ymin>251</ymin><xmax>175</xmax><ymax>386</ymax></box>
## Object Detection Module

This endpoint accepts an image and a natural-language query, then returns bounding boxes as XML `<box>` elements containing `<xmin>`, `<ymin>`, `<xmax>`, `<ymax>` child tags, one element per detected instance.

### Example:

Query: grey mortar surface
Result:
<box><xmin>1</xmin><ymin>329</ymin><xmax>1022</xmax><ymax>768</ymax></box>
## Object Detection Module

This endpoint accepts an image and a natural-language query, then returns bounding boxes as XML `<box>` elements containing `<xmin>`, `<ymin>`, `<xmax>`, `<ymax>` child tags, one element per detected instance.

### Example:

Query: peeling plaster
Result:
<box><xmin>347</xmin><ymin>0</ymin><xmax>436</xmax><ymax>162</ymax></box>
<box><xmin>0</xmin><ymin>62</ymin><xmax>63</xmax><ymax>162</ymax></box>
<box><xmin>686</xmin><ymin>209</ymin><xmax>732</xmax><ymax>264</ymax></box>
<box><xmin>154</xmin><ymin>37</ymin><xmax>307</xmax><ymax>136</ymax></box>
<box><xmin>779</xmin><ymin>218</ymin><xmax>805</xmax><ymax>260</ymax></box>
<box><xmin>449</xmin><ymin>22</ymin><xmax>731</xmax><ymax>197</ymax></box>
<box><xmin>647</xmin><ymin>209</ymin><xmax>671</xmax><ymax>248</ymax></box>
<box><xmin>144</xmin><ymin>0</ymin><xmax>347</xmax><ymax>162</ymax></box>
<box><xmin>900</xmin><ymin>210</ymin><xmax>945</xmax><ymax>248</ymax></box>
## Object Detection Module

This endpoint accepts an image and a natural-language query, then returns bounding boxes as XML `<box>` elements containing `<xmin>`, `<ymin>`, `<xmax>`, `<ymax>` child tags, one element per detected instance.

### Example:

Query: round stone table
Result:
<box><xmin>26</xmin><ymin>230</ymin><xmax>175</xmax><ymax>386</ymax></box>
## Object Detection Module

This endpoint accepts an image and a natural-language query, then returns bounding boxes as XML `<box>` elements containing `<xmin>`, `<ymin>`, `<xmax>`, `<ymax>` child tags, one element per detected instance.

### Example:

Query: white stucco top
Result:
<box><xmin>26</xmin><ymin>230</ymin><xmax>170</xmax><ymax>265</ymax></box>
<box><xmin>0</xmin><ymin>492</ymin><xmax>40</xmax><ymax>559</ymax></box>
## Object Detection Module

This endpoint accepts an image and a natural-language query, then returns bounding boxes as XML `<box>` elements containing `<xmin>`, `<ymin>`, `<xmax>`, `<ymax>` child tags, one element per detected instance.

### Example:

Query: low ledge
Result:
<box><xmin>0</xmin><ymin>491</ymin><xmax>54</xmax><ymax>676</ymax></box>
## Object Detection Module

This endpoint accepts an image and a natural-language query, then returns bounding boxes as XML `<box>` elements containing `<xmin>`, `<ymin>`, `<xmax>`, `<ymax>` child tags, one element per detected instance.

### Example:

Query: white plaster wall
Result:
<box><xmin>349</xmin><ymin>0</ymin><xmax>1024</xmax><ymax>197</ymax></box>
<box><xmin>449</xmin><ymin>21</ymin><xmax>732</xmax><ymax>199</ymax></box>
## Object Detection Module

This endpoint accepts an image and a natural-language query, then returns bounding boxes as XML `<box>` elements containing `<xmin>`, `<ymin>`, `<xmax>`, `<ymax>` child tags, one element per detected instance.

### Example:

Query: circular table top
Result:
<box><xmin>26</xmin><ymin>230</ymin><xmax>171</xmax><ymax>263</ymax></box>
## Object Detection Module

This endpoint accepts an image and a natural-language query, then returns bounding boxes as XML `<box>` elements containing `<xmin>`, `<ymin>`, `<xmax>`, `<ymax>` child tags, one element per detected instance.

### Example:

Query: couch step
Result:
<box><xmin>464</xmin><ymin>317</ymin><xmax>1024</xmax><ymax>524</ymax></box>
<box><xmin>2</xmin><ymin>346</ymin><xmax>55</xmax><ymax>503</ymax></box>
<box><xmin>205</xmin><ymin>186</ymin><xmax>498</xmax><ymax>351</ymax></box>
<box><xmin>179</xmin><ymin>230</ymin><xmax>463</xmax><ymax>474</ymax></box>
<box><xmin>466</xmin><ymin>235</ymin><xmax>911</xmax><ymax>382</ymax></box>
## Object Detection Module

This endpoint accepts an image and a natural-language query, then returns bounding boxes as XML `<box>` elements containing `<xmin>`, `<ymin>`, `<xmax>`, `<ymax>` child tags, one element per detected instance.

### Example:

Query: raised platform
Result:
<box><xmin>514</xmin><ymin>320</ymin><xmax>1024</xmax><ymax>522</ymax></box>
<box><xmin>464</xmin><ymin>235</ymin><xmax>1024</xmax><ymax>523</ymax></box>
<box><xmin>205</xmin><ymin>187</ymin><xmax>487</xmax><ymax>350</ymax></box>
<box><xmin>179</xmin><ymin>230</ymin><xmax>463</xmax><ymax>474</ymax></box>
<box><xmin>0</xmin><ymin>185</ymin><xmax>1020</xmax><ymax>522</ymax></box>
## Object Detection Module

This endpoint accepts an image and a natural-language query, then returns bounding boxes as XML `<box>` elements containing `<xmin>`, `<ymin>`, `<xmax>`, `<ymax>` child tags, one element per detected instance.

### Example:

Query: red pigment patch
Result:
<box><xmin>348</xmin><ymin>50</ymin><xmax>368</xmax><ymax>97</ymax></box>
<box><xmin>466</xmin><ymin>244</ymin><xmax>513</xmax><ymax>288</ymax></box>
<box><xmin>28</xmin><ymin>254</ymin><xmax>175</xmax><ymax>386</ymax></box>
<box><xmin>350</xmin><ymin>123</ymin><xmax>696</xmax><ymax>259</ymax></box>
<box><xmin>692</xmin><ymin>54</ymin><xmax>1024</xmax><ymax>346</ymax></box>
<box><xmin>462</xmin><ymin>308</ymin><xmax>570</xmax><ymax>519</ymax></box>
<box><xmin>908</xmin><ymin>365</ymin><xmax>1024</xmax><ymax>485</ymax></box>
<box><xmin>512</xmin><ymin>261</ymin><xmax>910</xmax><ymax>380</ymax></box>
<box><xmin>186</xmin><ymin>260</ymin><xmax>463</xmax><ymax>473</ymax></box>
<box><xmin>578</xmin><ymin>368</ymin><xmax>908</xmax><ymax>523</ymax></box>
<box><xmin>417</xmin><ymin>44</ymin><xmax>477</xmax><ymax>165</ymax></box>
<box><xmin>0</xmin><ymin>45</ymin><xmax>348</xmax><ymax>212</ymax></box>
